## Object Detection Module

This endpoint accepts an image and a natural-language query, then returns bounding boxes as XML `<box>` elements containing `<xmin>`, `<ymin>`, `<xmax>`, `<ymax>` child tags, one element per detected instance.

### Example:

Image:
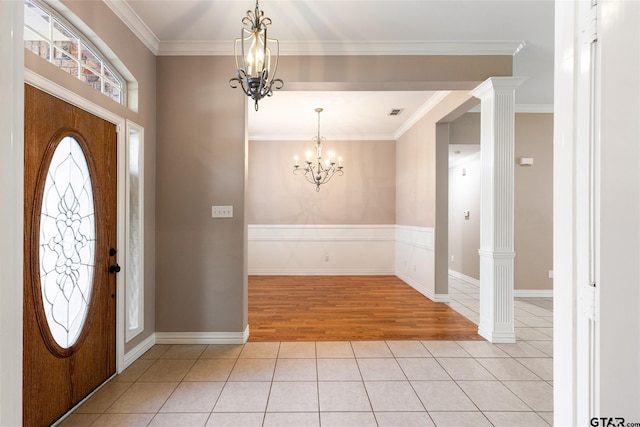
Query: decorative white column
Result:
<box><xmin>471</xmin><ymin>77</ymin><xmax>526</xmax><ymax>343</ymax></box>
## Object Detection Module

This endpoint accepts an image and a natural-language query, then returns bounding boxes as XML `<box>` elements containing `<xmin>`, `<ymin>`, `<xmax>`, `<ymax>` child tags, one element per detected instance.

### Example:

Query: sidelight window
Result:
<box><xmin>126</xmin><ymin>121</ymin><xmax>145</xmax><ymax>341</ymax></box>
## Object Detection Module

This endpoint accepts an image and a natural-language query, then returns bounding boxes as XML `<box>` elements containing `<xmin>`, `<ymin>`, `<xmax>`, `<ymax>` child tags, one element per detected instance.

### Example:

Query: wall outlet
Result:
<box><xmin>548</xmin><ymin>270</ymin><xmax>554</xmax><ymax>279</ymax></box>
<box><xmin>451</xmin><ymin>255</ymin><xmax>455</xmax><ymax>263</ymax></box>
<box><xmin>212</xmin><ymin>205</ymin><xmax>233</xmax><ymax>218</ymax></box>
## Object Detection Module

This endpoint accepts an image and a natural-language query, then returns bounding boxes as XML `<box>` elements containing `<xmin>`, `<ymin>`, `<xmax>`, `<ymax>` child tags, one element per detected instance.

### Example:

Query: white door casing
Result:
<box><xmin>0</xmin><ymin>2</ymin><xmax>24</xmax><ymax>426</ymax></box>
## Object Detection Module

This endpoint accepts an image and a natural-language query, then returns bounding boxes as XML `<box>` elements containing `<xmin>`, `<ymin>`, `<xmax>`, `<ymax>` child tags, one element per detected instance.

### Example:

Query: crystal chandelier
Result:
<box><xmin>293</xmin><ymin>108</ymin><xmax>344</xmax><ymax>191</ymax></box>
<box><xmin>229</xmin><ymin>0</ymin><xmax>283</xmax><ymax>111</ymax></box>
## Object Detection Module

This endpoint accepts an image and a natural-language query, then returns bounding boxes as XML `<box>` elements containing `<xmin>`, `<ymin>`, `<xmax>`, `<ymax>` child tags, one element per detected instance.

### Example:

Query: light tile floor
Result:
<box><xmin>60</xmin><ymin>276</ymin><xmax>553</xmax><ymax>427</ymax></box>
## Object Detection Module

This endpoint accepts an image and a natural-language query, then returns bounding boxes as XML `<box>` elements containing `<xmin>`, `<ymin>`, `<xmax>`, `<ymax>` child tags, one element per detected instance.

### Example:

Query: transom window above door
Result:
<box><xmin>23</xmin><ymin>0</ymin><xmax>125</xmax><ymax>104</ymax></box>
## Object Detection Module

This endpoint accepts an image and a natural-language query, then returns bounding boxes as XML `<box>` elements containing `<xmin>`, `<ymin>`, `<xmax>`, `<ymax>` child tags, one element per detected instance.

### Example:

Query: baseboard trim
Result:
<box><xmin>449</xmin><ymin>271</ymin><xmax>553</xmax><ymax>298</ymax></box>
<box><xmin>514</xmin><ymin>289</ymin><xmax>554</xmax><ymax>298</ymax></box>
<box><xmin>433</xmin><ymin>293</ymin><xmax>451</xmax><ymax>303</ymax></box>
<box><xmin>123</xmin><ymin>333</ymin><xmax>156</xmax><ymax>371</ymax></box>
<box><xmin>155</xmin><ymin>327</ymin><xmax>250</xmax><ymax>345</ymax></box>
<box><xmin>249</xmin><ymin>269</ymin><xmax>395</xmax><ymax>276</ymax></box>
<box><xmin>448</xmin><ymin>270</ymin><xmax>480</xmax><ymax>287</ymax></box>
<box><xmin>397</xmin><ymin>273</ymin><xmax>450</xmax><ymax>303</ymax></box>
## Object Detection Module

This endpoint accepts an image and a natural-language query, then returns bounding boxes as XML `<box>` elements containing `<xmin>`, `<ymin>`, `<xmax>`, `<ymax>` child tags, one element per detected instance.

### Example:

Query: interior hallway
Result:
<box><xmin>59</xmin><ymin>276</ymin><xmax>553</xmax><ymax>427</ymax></box>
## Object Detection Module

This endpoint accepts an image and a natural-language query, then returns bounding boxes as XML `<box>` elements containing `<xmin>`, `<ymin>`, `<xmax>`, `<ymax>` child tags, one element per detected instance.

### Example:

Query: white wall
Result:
<box><xmin>395</xmin><ymin>226</ymin><xmax>443</xmax><ymax>301</ymax></box>
<box><xmin>449</xmin><ymin>153</ymin><xmax>481</xmax><ymax>281</ymax></box>
<box><xmin>248</xmin><ymin>225</ymin><xmax>395</xmax><ymax>275</ymax></box>
<box><xmin>554</xmin><ymin>0</ymin><xmax>640</xmax><ymax>424</ymax></box>
<box><xmin>0</xmin><ymin>3</ymin><xmax>23</xmax><ymax>426</ymax></box>
<box><xmin>597</xmin><ymin>0</ymin><xmax>640</xmax><ymax>418</ymax></box>
<box><xmin>247</xmin><ymin>224</ymin><xmax>442</xmax><ymax>302</ymax></box>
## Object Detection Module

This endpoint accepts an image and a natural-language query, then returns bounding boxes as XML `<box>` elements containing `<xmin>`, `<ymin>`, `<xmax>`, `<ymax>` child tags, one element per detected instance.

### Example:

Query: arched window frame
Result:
<box><xmin>23</xmin><ymin>0</ymin><xmax>126</xmax><ymax>105</ymax></box>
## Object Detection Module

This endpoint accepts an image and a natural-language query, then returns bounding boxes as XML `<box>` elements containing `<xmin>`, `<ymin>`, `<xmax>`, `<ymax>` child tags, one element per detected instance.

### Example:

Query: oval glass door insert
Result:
<box><xmin>39</xmin><ymin>136</ymin><xmax>96</xmax><ymax>349</ymax></box>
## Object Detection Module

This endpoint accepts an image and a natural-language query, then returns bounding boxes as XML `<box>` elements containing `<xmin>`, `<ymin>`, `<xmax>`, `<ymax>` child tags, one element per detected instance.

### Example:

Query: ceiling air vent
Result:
<box><xmin>388</xmin><ymin>108</ymin><xmax>404</xmax><ymax>116</ymax></box>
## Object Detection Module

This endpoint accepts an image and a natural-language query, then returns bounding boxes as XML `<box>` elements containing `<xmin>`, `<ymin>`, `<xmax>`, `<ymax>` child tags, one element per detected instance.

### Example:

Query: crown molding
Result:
<box><xmin>393</xmin><ymin>91</ymin><xmax>452</xmax><ymax>140</ymax></box>
<box><xmin>103</xmin><ymin>2</ymin><xmax>525</xmax><ymax>58</ymax></box>
<box><xmin>248</xmin><ymin>134</ymin><xmax>397</xmax><ymax>142</ymax></box>
<box><xmin>103</xmin><ymin>0</ymin><xmax>159</xmax><ymax>55</ymax></box>
<box><xmin>157</xmin><ymin>39</ymin><xmax>525</xmax><ymax>57</ymax></box>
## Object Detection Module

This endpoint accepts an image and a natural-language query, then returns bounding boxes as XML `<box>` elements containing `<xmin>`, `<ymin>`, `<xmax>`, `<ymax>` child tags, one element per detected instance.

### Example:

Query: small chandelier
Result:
<box><xmin>293</xmin><ymin>108</ymin><xmax>344</xmax><ymax>192</ymax></box>
<box><xmin>229</xmin><ymin>0</ymin><xmax>283</xmax><ymax>111</ymax></box>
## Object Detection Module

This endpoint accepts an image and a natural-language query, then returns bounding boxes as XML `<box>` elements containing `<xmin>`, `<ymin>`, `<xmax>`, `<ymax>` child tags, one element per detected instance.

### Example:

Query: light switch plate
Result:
<box><xmin>212</xmin><ymin>205</ymin><xmax>233</xmax><ymax>218</ymax></box>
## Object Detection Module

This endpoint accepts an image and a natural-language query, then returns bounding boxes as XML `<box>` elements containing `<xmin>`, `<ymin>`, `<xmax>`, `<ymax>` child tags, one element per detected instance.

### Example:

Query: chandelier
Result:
<box><xmin>293</xmin><ymin>108</ymin><xmax>344</xmax><ymax>191</ymax></box>
<box><xmin>229</xmin><ymin>0</ymin><xmax>283</xmax><ymax>111</ymax></box>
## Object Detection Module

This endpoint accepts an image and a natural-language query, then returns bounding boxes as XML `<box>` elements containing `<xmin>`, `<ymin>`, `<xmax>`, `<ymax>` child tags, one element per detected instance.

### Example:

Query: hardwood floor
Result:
<box><xmin>248</xmin><ymin>275</ymin><xmax>482</xmax><ymax>341</ymax></box>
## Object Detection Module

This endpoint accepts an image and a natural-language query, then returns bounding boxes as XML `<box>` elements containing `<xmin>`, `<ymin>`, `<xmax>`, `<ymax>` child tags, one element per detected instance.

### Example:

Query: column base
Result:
<box><xmin>478</xmin><ymin>326</ymin><xmax>516</xmax><ymax>343</ymax></box>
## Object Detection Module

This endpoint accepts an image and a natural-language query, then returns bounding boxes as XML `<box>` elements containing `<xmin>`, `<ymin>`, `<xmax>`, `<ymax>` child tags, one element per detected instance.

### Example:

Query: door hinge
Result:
<box><xmin>587</xmin><ymin>2</ymin><xmax>598</xmax><ymax>43</ymax></box>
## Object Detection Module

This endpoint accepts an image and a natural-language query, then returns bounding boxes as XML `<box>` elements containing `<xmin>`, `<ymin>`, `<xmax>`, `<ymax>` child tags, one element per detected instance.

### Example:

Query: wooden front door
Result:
<box><xmin>23</xmin><ymin>84</ymin><xmax>118</xmax><ymax>427</ymax></box>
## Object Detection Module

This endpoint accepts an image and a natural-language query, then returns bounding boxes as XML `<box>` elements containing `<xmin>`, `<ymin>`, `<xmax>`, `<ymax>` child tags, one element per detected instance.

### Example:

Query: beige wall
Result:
<box><xmin>248</xmin><ymin>139</ymin><xmax>395</xmax><ymax>224</ymax></box>
<box><xmin>395</xmin><ymin>92</ymin><xmax>477</xmax><ymax>296</ymax></box>
<box><xmin>447</xmin><ymin>112</ymin><xmax>553</xmax><ymax>290</ymax></box>
<box><xmin>514</xmin><ymin>113</ymin><xmax>553</xmax><ymax>290</ymax></box>
<box><xmin>279</xmin><ymin>55</ymin><xmax>512</xmax><ymax>90</ymax></box>
<box><xmin>156</xmin><ymin>56</ymin><xmax>248</xmax><ymax>333</ymax></box>
<box><xmin>395</xmin><ymin>115</ymin><xmax>435</xmax><ymax>228</ymax></box>
<box><xmin>450</xmin><ymin>111</ymin><xmax>481</xmax><ymax>144</ymax></box>
<box><xmin>27</xmin><ymin>0</ymin><xmax>157</xmax><ymax>353</ymax></box>
<box><xmin>395</xmin><ymin>92</ymin><xmax>477</xmax><ymax>228</ymax></box>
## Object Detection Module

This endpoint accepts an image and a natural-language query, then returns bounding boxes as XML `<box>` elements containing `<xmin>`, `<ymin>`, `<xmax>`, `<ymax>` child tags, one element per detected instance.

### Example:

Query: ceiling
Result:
<box><xmin>106</xmin><ymin>0</ymin><xmax>554</xmax><ymax>140</ymax></box>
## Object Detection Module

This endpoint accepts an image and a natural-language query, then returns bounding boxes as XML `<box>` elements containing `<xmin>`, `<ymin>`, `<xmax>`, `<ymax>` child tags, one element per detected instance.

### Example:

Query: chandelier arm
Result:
<box><xmin>230</xmin><ymin>0</ymin><xmax>283</xmax><ymax>109</ymax></box>
<box><xmin>293</xmin><ymin>166</ymin><xmax>316</xmax><ymax>186</ymax></box>
<box><xmin>321</xmin><ymin>168</ymin><xmax>334</xmax><ymax>185</ymax></box>
<box><xmin>230</xmin><ymin>76</ymin><xmax>252</xmax><ymax>98</ymax></box>
<box><xmin>322</xmin><ymin>169</ymin><xmax>343</xmax><ymax>185</ymax></box>
<box><xmin>269</xmin><ymin>38</ymin><xmax>280</xmax><ymax>85</ymax></box>
<box><xmin>304</xmin><ymin>170</ymin><xmax>318</xmax><ymax>186</ymax></box>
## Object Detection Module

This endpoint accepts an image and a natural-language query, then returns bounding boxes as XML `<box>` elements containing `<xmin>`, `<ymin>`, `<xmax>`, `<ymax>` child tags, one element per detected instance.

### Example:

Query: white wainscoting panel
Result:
<box><xmin>395</xmin><ymin>225</ymin><xmax>441</xmax><ymax>301</ymax></box>
<box><xmin>248</xmin><ymin>225</ymin><xmax>396</xmax><ymax>275</ymax></box>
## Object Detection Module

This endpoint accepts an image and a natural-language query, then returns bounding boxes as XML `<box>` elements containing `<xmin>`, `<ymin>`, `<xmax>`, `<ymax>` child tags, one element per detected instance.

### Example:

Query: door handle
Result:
<box><xmin>109</xmin><ymin>248</ymin><xmax>117</xmax><ymax>256</ymax></box>
<box><xmin>109</xmin><ymin>264</ymin><xmax>121</xmax><ymax>274</ymax></box>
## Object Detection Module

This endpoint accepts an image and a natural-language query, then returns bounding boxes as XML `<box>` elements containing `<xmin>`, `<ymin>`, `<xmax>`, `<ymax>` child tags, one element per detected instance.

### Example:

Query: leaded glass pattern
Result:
<box><xmin>126</xmin><ymin>123</ymin><xmax>144</xmax><ymax>341</ymax></box>
<box><xmin>127</xmin><ymin>132</ymin><xmax>140</xmax><ymax>331</ymax></box>
<box><xmin>40</xmin><ymin>136</ymin><xmax>96</xmax><ymax>349</ymax></box>
<box><xmin>23</xmin><ymin>0</ymin><xmax>124</xmax><ymax>104</ymax></box>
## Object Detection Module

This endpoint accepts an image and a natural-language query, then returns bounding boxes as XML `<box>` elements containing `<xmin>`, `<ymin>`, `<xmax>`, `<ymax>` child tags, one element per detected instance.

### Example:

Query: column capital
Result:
<box><xmin>471</xmin><ymin>76</ymin><xmax>528</xmax><ymax>100</ymax></box>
